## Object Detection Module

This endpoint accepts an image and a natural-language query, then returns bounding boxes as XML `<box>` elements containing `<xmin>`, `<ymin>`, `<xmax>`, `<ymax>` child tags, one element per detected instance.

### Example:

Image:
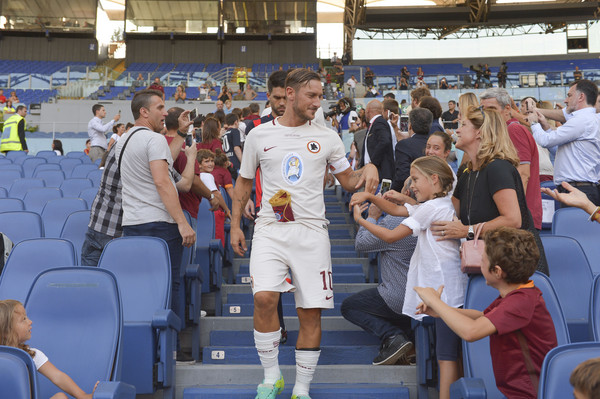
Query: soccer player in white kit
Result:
<box><xmin>231</xmin><ymin>69</ymin><xmax>380</xmax><ymax>399</ymax></box>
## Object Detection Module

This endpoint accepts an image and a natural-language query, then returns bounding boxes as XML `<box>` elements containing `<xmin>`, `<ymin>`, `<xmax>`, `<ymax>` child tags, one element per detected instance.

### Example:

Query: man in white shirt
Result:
<box><xmin>528</xmin><ymin>79</ymin><xmax>600</xmax><ymax>205</ymax></box>
<box><xmin>346</xmin><ymin>75</ymin><xmax>357</xmax><ymax>99</ymax></box>
<box><xmin>230</xmin><ymin>69</ymin><xmax>379</xmax><ymax>399</ymax></box>
<box><xmin>87</xmin><ymin>104</ymin><xmax>120</xmax><ymax>162</ymax></box>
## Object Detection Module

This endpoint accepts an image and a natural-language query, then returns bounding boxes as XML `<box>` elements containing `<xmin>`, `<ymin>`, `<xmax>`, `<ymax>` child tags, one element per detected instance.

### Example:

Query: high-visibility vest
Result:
<box><xmin>237</xmin><ymin>70</ymin><xmax>247</xmax><ymax>84</ymax></box>
<box><xmin>1</xmin><ymin>114</ymin><xmax>25</xmax><ymax>152</ymax></box>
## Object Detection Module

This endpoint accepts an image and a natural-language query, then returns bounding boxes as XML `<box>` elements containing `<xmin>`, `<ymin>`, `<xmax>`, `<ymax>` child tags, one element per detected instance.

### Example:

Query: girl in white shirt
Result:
<box><xmin>0</xmin><ymin>299</ymin><xmax>97</xmax><ymax>399</ymax></box>
<box><xmin>350</xmin><ymin>155</ymin><xmax>467</xmax><ymax>399</ymax></box>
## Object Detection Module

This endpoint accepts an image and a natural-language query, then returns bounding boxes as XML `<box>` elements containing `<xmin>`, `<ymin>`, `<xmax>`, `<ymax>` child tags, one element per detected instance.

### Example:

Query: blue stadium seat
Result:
<box><xmin>71</xmin><ymin>164</ymin><xmax>99</xmax><ymax>179</ymax></box>
<box><xmin>45</xmin><ymin>156</ymin><xmax>62</xmax><ymax>164</ymax></box>
<box><xmin>98</xmin><ymin>237</ymin><xmax>180</xmax><ymax>399</ymax></box>
<box><xmin>541</xmin><ymin>235</ymin><xmax>594</xmax><ymax>342</ymax></box>
<box><xmin>5</xmin><ymin>151</ymin><xmax>27</xmax><ymax>161</ymax></box>
<box><xmin>22</xmin><ymin>187</ymin><xmax>62</xmax><ymax>213</ymax></box>
<box><xmin>182</xmin><ymin>210</ymin><xmax>203</xmax><ymax>361</ymax></box>
<box><xmin>195</xmin><ymin>199</ymin><xmax>223</xmax><ymax>316</ymax></box>
<box><xmin>0</xmin><ymin>211</ymin><xmax>44</xmax><ymax>244</ymax></box>
<box><xmin>41</xmin><ymin>198</ymin><xmax>87</xmax><ymax>238</ymax></box>
<box><xmin>591</xmin><ymin>275</ymin><xmax>600</xmax><ymax>341</ymax></box>
<box><xmin>66</xmin><ymin>151</ymin><xmax>86</xmax><ymax>159</ymax></box>
<box><xmin>0</xmin><ymin>187</ymin><xmax>7</xmax><ymax>198</ymax></box>
<box><xmin>24</xmin><ymin>267</ymin><xmax>135</xmax><ymax>399</ymax></box>
<box><xmin>1</xmin><ymin>164</ymin><xmax>24</xmax><ymax>177</ymax></box>
<box><xmin>0</xmin><ymin>346</ymin><xmax>38</xmax><ymax>399</ymax></box>
<box><xmin>8</xmin><ymin>178</ymin><xmax>45</xmax><ymax>199</ymax></box>
<box><xmin>0</xmin><ymin>198</ymin><xmax>25</xmax><ymax>212</ymax></box>
<box><xmin>0</xmin><ymin>170</ymin><xmax>23</xmax><ymax>190</ymax></box>
<box><xmin>538</xmin><ymin>342</ymin><xmax>600</xmax><ymax>399</ymax></box>
<box><xmin>33</xmin><ymin>162</ymin><xmax>61</xmax><ymax>175</ymax></box>
<box><xmin>79</xmin><ymin>186</ymin><xmax>98</xmax><ymax>207</ymax></box>
<box><xmin>552</xmin><ymin>207</ymin><xmax>600</xmax><ymax>274</ymax></box>
<box><xmin>59</xmin><ymin>157</ymin><xmax>83</xmax><ymax>178</ymax></box>
<box><xmin>86</xmin><ymin>169</ymin><xmax>104</xmax><ymax>187</ymax></box>
<box><xmin>0</xmin><ymin>158</ymin><xmax>12</xmax><ymax>165</ymax></box>
<box><xmin>450</xmin><ymin>272</ymin><xmax>569</xmax><ymax>399</ymax></box>
<box><xmin>21</xmin><ymin>158</ymin><xmax>47</xmax><ymax>178</ymax></box>
<box><xmin>59</xmin><ymin>178</ymin><xmax>93</xmax><ymax>198</ymax></box>
<box><xmin>60</xmin><ymin>209</ymin><xmax>91</xmax><ymax>263</ymax></box>
<box><xmin>35</xmin><ymin>150</ymin><xmax>57</xmax><ymax>159</ymax></box>
<box><xmin>0</xmin><ymin>238</ymin><xmax>76</xmax><ymax>302</ymax></box>
<box><xmin>33</xmin><ymin>169</ymin><xmax>65</xmax><ymax>188</ymax></box>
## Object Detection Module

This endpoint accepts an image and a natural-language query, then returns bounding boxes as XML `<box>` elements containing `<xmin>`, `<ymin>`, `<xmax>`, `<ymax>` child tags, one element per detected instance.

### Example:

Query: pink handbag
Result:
<box><xmin>460</xmin><ymin>223</ymin><xmax>486</xmax><ymax>274</ymax></box>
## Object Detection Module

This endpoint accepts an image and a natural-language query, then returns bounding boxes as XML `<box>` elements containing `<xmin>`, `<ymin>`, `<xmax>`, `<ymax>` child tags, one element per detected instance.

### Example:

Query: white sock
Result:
<box><xmin>254</xmin><ymin>329</ymin><xmax>281</xmax><ymax>384</ymax></box>
<box><xmin>292</xmin><ymin>349</ymin><xmax>321</xmax><ymax>397</ymax></box>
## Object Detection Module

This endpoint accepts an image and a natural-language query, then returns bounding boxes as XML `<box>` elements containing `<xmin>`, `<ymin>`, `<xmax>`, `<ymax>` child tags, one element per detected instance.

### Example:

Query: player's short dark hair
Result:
<box><xmin>409</xmin><ymin>107</ymin><xmax>433</xmax><ymax>135</ymax></box>
<box><xmin>483</xmin><ymin>227</ymin><xmax>540</xmax><ymax>284</ymax></box>
<box><xmin>383</xmin><ymin>99</ymin><xmax>399</xmax><ymax>115</ymax></box>
<box><xmin>571</xmin><ymin>79</ymin><xmax>599</xmax><ymax>106</ymax></box>
<box><xmin>131</xmin><ymin>89</ymin><xmax>163</xmax><ymax>120</ymax></box>
<box><xmin>285</xmin><ymin>68</ymin><xmax>321</xmax><ymax>93</ymax></box>
<box><xmin>92</xmin><ymin>104</ymin><xmax>104</xmax><ymax>116</ymax></box>
<box><xmin>267</xmin><ymin>70</ymin><xmax>288</xmax><ymax>93</ymax></box>
<box><xmin>384</xmin><ymin>92</ymin><xmax>395</xmax><ymax>100</ymax></box>
<box><xmin>225</xmin><ymin>113</ymin><xmax>239</xmax><ymax>126</ymax></box>
<box><xmin>165</xmin><ymin>107</ymin><xmax>184</xmax><ymax>131</ymax></box>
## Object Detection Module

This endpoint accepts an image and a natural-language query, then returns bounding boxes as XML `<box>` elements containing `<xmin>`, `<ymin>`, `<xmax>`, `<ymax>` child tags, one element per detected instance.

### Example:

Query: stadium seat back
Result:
<box><xmin>59</xmin><ymin>178</ymin><xmax>93</xmax><ymax>198</ymax></box>
<box><xmin>71</xmin><ymin>164</ymin><xmax>98</xmax><ymax>179</ymax></box>
<box><xmin>0</xmin><ymin>198</ymin><xmax>25</xmax><ymax>212</ymax></box>
<box><xmin>552</xmin><ymin>207</ymin><xmax>600</xmax><ymax>274</ymax></box>
<box><xmin>59</xmin><ymin>158</ymin><xmax>83</xmax><ymax>178</ymax></box>
<box><xmin>22</xmin><ymin>187</ymin><xmax>63</xmax><ymax>213</ymax></box>
<box><xmin>541</xmin><ymin>235</ymin><xmax>594</xmax><ymax>341</ymax></box>
<box><xmin>60</xmin><ymin>210</ymin><xmax>91</xmax><ymax>263</ymax></box>
<box><xmin>0</xmin><ymin>346</ymin><xmax>37</xmax><ymax>399</ymax></box>
<box><xmin>33</xmin><ymin>169</ymin><xmax>65</xmax><ymax>188</ymax></box>
<box><xmin>78</xmin><ymin>186</ymin><xmax>98</xmax><ymax>207</ymax></box>
<box><xmin>0</xmin><ymin>170</ymin><xmax>23</xmax><ymax>190</ymax></box>
<box><xmin>35</xmin><ymin>150</ymin><xmax>57</xmax><ymax>160</ymax></box>
<box><xmin>538</xmin><ymin>342</ymin><xmax>600</xmax><ymax>399</ymax></box>
<box><xmin>41</xmin><ymin>198</ymin><xmax>87</xmax><ymax>238</ymax></box>
<box><xmin>87</xmin><ymin>169</ymin><xmax>104</xmax><ymax>187</ymax></box>
<box><xmin>591</xmin><ymin>275</ymin><xmax>600</xmax><ymax>341</ymax></box>
<box><xmin>21</xmin><ymin>158</ymin><xmax>47</xmax><ymax>178</ymax></box>
<box><xmin>0</xmin><ymin>238</ymin><xmax>76</xmax><ymax>302</ymax></box>
<box><xmin>25</xmin><ymin>267</ymin><xmax>123</xmax><ymax>397</ymax></box>
<box><xmin>0</xmin><ymin>211</ymin><xmax>44</xmax><ymax>244</ymax></box>
<box><xmin>8</xmin><ymin>178</ymin><xmax>45</xmax><ymax>199</ymax></box>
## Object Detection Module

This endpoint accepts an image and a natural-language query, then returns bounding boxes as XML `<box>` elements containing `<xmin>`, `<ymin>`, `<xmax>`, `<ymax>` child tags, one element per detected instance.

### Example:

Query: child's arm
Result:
<box><xmin>414</xmin><ymin>286</ymin><xmax>496</xmax><ymax>342</ymax></box>
<box><xmin>38</xmin><ymin>361</ymin><xmax>97</xmax><ymax>399</ymax></box>
<box><xmin>350</xmin><ymin>192</ymin><xmax>408</xmax><ymax>217</ymax></box>
<box><xmin>225</xmin><ymin>185</ymin><xmax>235</xmax><ymax>202</ymax></box>
<box><xmin>214</xmin><ymin>190</ymin><xmax>231</xmax><ymax>219</ymax></box>
<box><xmin>353</xmin><ymin>205</ymin><xmax>412</xmax><ymax>243</ymax></box>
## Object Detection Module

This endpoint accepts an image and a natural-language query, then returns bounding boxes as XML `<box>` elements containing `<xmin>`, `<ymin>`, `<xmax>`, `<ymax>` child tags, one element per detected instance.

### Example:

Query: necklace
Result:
<box><xmin>466</xmin><ymin>169</ymin><xmax>480</xmax><ymax>226</ymax></box>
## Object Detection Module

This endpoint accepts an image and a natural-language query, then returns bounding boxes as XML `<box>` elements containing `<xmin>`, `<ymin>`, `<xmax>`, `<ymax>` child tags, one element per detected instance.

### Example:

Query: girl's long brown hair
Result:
<box><xmin>0</xmin><ymin>300</ymin><xmax>35</xmax><ymax>357</ymax></box>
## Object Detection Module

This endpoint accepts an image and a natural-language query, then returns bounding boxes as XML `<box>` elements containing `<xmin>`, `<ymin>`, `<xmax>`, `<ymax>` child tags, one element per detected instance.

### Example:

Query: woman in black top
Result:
<box><xmin>218</xmin><ymin>86</ymin><xmax>231</xmax><ymax>103</ymax></box>
<box><xmin>431</xmin><ymin>106</ymin><xmax>548</xmax><ymax>274</ymax></box>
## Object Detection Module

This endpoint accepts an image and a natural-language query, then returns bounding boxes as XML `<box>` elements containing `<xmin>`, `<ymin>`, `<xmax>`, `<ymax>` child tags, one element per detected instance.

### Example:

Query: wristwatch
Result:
<box><xmin>176</xmin><ymin>130</ymin><xmax>187</xmax><ymax>138</ymax></box>
<box><xmin>209</xmin><ymin>193</ymin><xmax>215</xmax><ymax>200</ymax></box>
<box><xmin>467</xmin><ymin>225</ymin><xmax>475</xmax><ymax>240</ymax></box>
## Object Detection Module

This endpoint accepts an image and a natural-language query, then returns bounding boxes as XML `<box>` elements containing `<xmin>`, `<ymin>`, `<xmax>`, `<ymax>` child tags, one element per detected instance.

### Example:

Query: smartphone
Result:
<box><xmin>185</xmin><ymin>134</ymin><xmax>194</xmax><ymax>147</ymax></box>
<box><xmin>118</xmin><ymin>109</ymin><xmax>121</xmax><ymax>114</ymax></box>
<box><xmin>380</xmin><ymin>179</ymin><xmax>392</xmax><ymax>194</ymax></box>
<box><xmin>400</xmin><ymin>115</ymin><xmax>409</xmax><ymax>132</ymax></box>
<box><xmin>189</xmin><ymin>108</ymin><xmax>197</xmax><ymax>121</ymax></box>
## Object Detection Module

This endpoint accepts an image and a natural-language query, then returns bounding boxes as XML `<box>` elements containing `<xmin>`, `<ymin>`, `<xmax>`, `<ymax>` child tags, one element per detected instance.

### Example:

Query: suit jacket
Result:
<box><xmin>391</xmin><ymin>133</ymin><xmax>428</xmax><ymax>192</ymax></box>
<box><xmin>360</xmin><ymin>115</ymin><xmax>395</xmax><ymax>182</ymax></box>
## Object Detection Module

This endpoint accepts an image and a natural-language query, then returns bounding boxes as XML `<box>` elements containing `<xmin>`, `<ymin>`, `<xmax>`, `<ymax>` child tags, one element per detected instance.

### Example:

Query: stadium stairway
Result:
<box><xmin>171</xmin><ymin>188</ymin><xmax>417</xmax><ymax>399</ymax></box>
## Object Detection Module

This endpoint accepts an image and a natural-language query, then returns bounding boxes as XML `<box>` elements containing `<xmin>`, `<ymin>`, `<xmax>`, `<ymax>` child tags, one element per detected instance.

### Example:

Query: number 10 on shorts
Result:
<box><xmin>320</xmin><ymin>271</ymin><xmax>333</xmax><ymax>290</ymax></box>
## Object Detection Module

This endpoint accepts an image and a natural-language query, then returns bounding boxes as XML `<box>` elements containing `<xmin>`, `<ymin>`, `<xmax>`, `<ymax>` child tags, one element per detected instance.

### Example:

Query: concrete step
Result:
<box><xmin>199</xmin><ymin>316</ymin><xmax>372</xmax><ymax>347</ymax></box>
<box><xmin>184</xmin><ymin>383</ymin><xmax>409</xmax><ymax>398</ymax></box>
<box><xmin>202</xmin><ymin>344</ymin><xmax>378</xmax><ymax>365</ymax></box>
<box><xmin>209</xmin><ymin>330</ymin><xmax>379</xmax><ymax>346</ymax></box>
<box><xmin>222</xmin><ymin>303</ymin><xmax>343</xmax><ymax>317</ymax></box>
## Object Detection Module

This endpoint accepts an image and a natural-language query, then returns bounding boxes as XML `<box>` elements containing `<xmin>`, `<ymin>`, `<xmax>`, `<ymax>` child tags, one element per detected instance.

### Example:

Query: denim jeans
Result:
<box><xmin>81</xmin><ymin>227</ymin><xmax>116</xmax><ymax>266</ymax></box>
<box><xmin>341</xmin><ymin>288</ymin><xmax>413</xmax><ymax>343</ymax></box>
<box><xmin>123</xmin><ymin>222</ymin><xmax>184</xmax><ymax>329</ymax></box>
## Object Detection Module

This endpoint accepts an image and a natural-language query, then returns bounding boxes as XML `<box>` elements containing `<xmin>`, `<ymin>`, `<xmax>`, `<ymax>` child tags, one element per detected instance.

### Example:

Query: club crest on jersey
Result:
<box><xmin>307</xmin><ymin>141</ymin><xmax>321</xmax><ymax>153</ymax></box>
<box><xmin>281</xmin><ymin>152</ymin><xmax>303</xmax><ymax>185</ymax></box>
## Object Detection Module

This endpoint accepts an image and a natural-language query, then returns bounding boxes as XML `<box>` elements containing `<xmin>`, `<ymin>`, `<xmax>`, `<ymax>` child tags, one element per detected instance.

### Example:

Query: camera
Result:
<box><xmin>324</xmin><ymin>103</ymin><xmax>341</xmax><ymax>119</ymax></box>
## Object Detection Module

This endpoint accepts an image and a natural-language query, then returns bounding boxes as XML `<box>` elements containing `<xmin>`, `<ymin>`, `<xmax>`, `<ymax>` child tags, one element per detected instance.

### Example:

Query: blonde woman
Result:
<box><xmin>431</xmin><ymin>106</ymin><xmax>548</xmax><ymax>274</ymax></box>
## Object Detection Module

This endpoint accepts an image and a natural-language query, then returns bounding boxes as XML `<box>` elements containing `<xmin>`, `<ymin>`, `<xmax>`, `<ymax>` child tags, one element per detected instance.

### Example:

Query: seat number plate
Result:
<box><xmin>211</xmin><ymin>350</ymin><xmax>225</xmax><ymax>360</ymax></box>
<box><xmin>229</xmin><ymin>306</ymin><xmax>241</xmax><ymax>314</ymax></box>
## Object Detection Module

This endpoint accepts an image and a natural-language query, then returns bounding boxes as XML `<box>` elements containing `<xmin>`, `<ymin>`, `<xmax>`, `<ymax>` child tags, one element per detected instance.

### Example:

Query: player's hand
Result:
<box><xmin>231</xmin><ymin>226</ymin><xmax>247</xmax><ymax>256</ymax></box>
<box><xmin>357</xmin><ymin>163</ymin><xmax>379</xmax><ymax>193</ymax></box>
<box><xmin>243</xmin><ymin>199</ymin><xmax>255</xmax><ymax>220</ymax></box>
<box><xmin>349</xmin><ymin>191</ymin><xmax>372</xmax><ymax>208</ymax></box>
<box><xmin>178</xmin><ymin>221</ymin><xmax>196</xmax><ymax>247</ymax></box>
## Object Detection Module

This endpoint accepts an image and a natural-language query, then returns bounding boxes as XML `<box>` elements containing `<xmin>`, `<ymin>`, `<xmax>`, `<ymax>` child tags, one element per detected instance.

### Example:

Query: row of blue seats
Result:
<box><xmin>0</xmin><ymin>60</ymin><xmax>94</xmax><ymax>75</ymax></box>
<box><xmin>1</xmin><ymin>161</ymin><xmax>101</xmax><ymax>180</ymax></box>
<box><xmin>0</xmin><ymin>175</ymin><xmax>99</xmax><ymax>196</ymax></box>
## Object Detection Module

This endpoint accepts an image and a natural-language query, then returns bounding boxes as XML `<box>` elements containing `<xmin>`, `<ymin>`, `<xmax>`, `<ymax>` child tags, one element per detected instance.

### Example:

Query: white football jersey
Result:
<box><xmin>239</xmin><ymin>118</ymin><xmax>350</xmax><ymax>225</ymax></box>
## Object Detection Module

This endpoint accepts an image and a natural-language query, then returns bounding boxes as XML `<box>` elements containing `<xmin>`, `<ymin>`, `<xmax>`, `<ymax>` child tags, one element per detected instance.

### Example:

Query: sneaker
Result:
<box><xmin>255</xmin><ymin>375</ymin><xmax>284</xmax><ymax>399</ymax></box>
<box><xmin>372</xmin><ymin>335</ymin><xmax>413</xmax><ymax>366</ymax></box>
<box><xmin>291</xmin><ymin>395</ymin><xmax>311</xmax><ymax>399</ymax></box>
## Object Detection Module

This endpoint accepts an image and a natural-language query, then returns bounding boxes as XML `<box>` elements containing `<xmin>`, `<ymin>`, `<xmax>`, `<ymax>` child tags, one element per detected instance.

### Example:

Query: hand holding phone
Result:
<box><xmin>189</xmin><ymin>108</ymin><xmax>197</xmax><ymax>121</ymax></box>
<box><xmin>380</xmin><ymin>179</ymin><xmax>392</xmax><ymax>194</ymax></box>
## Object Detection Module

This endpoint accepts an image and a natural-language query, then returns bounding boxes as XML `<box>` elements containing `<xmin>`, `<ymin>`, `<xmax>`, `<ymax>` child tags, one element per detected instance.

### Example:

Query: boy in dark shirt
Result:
<box><xmin>414</xmin><ymin>227</ymin><xmax>557</xmax><ymax>398</ymax></box>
